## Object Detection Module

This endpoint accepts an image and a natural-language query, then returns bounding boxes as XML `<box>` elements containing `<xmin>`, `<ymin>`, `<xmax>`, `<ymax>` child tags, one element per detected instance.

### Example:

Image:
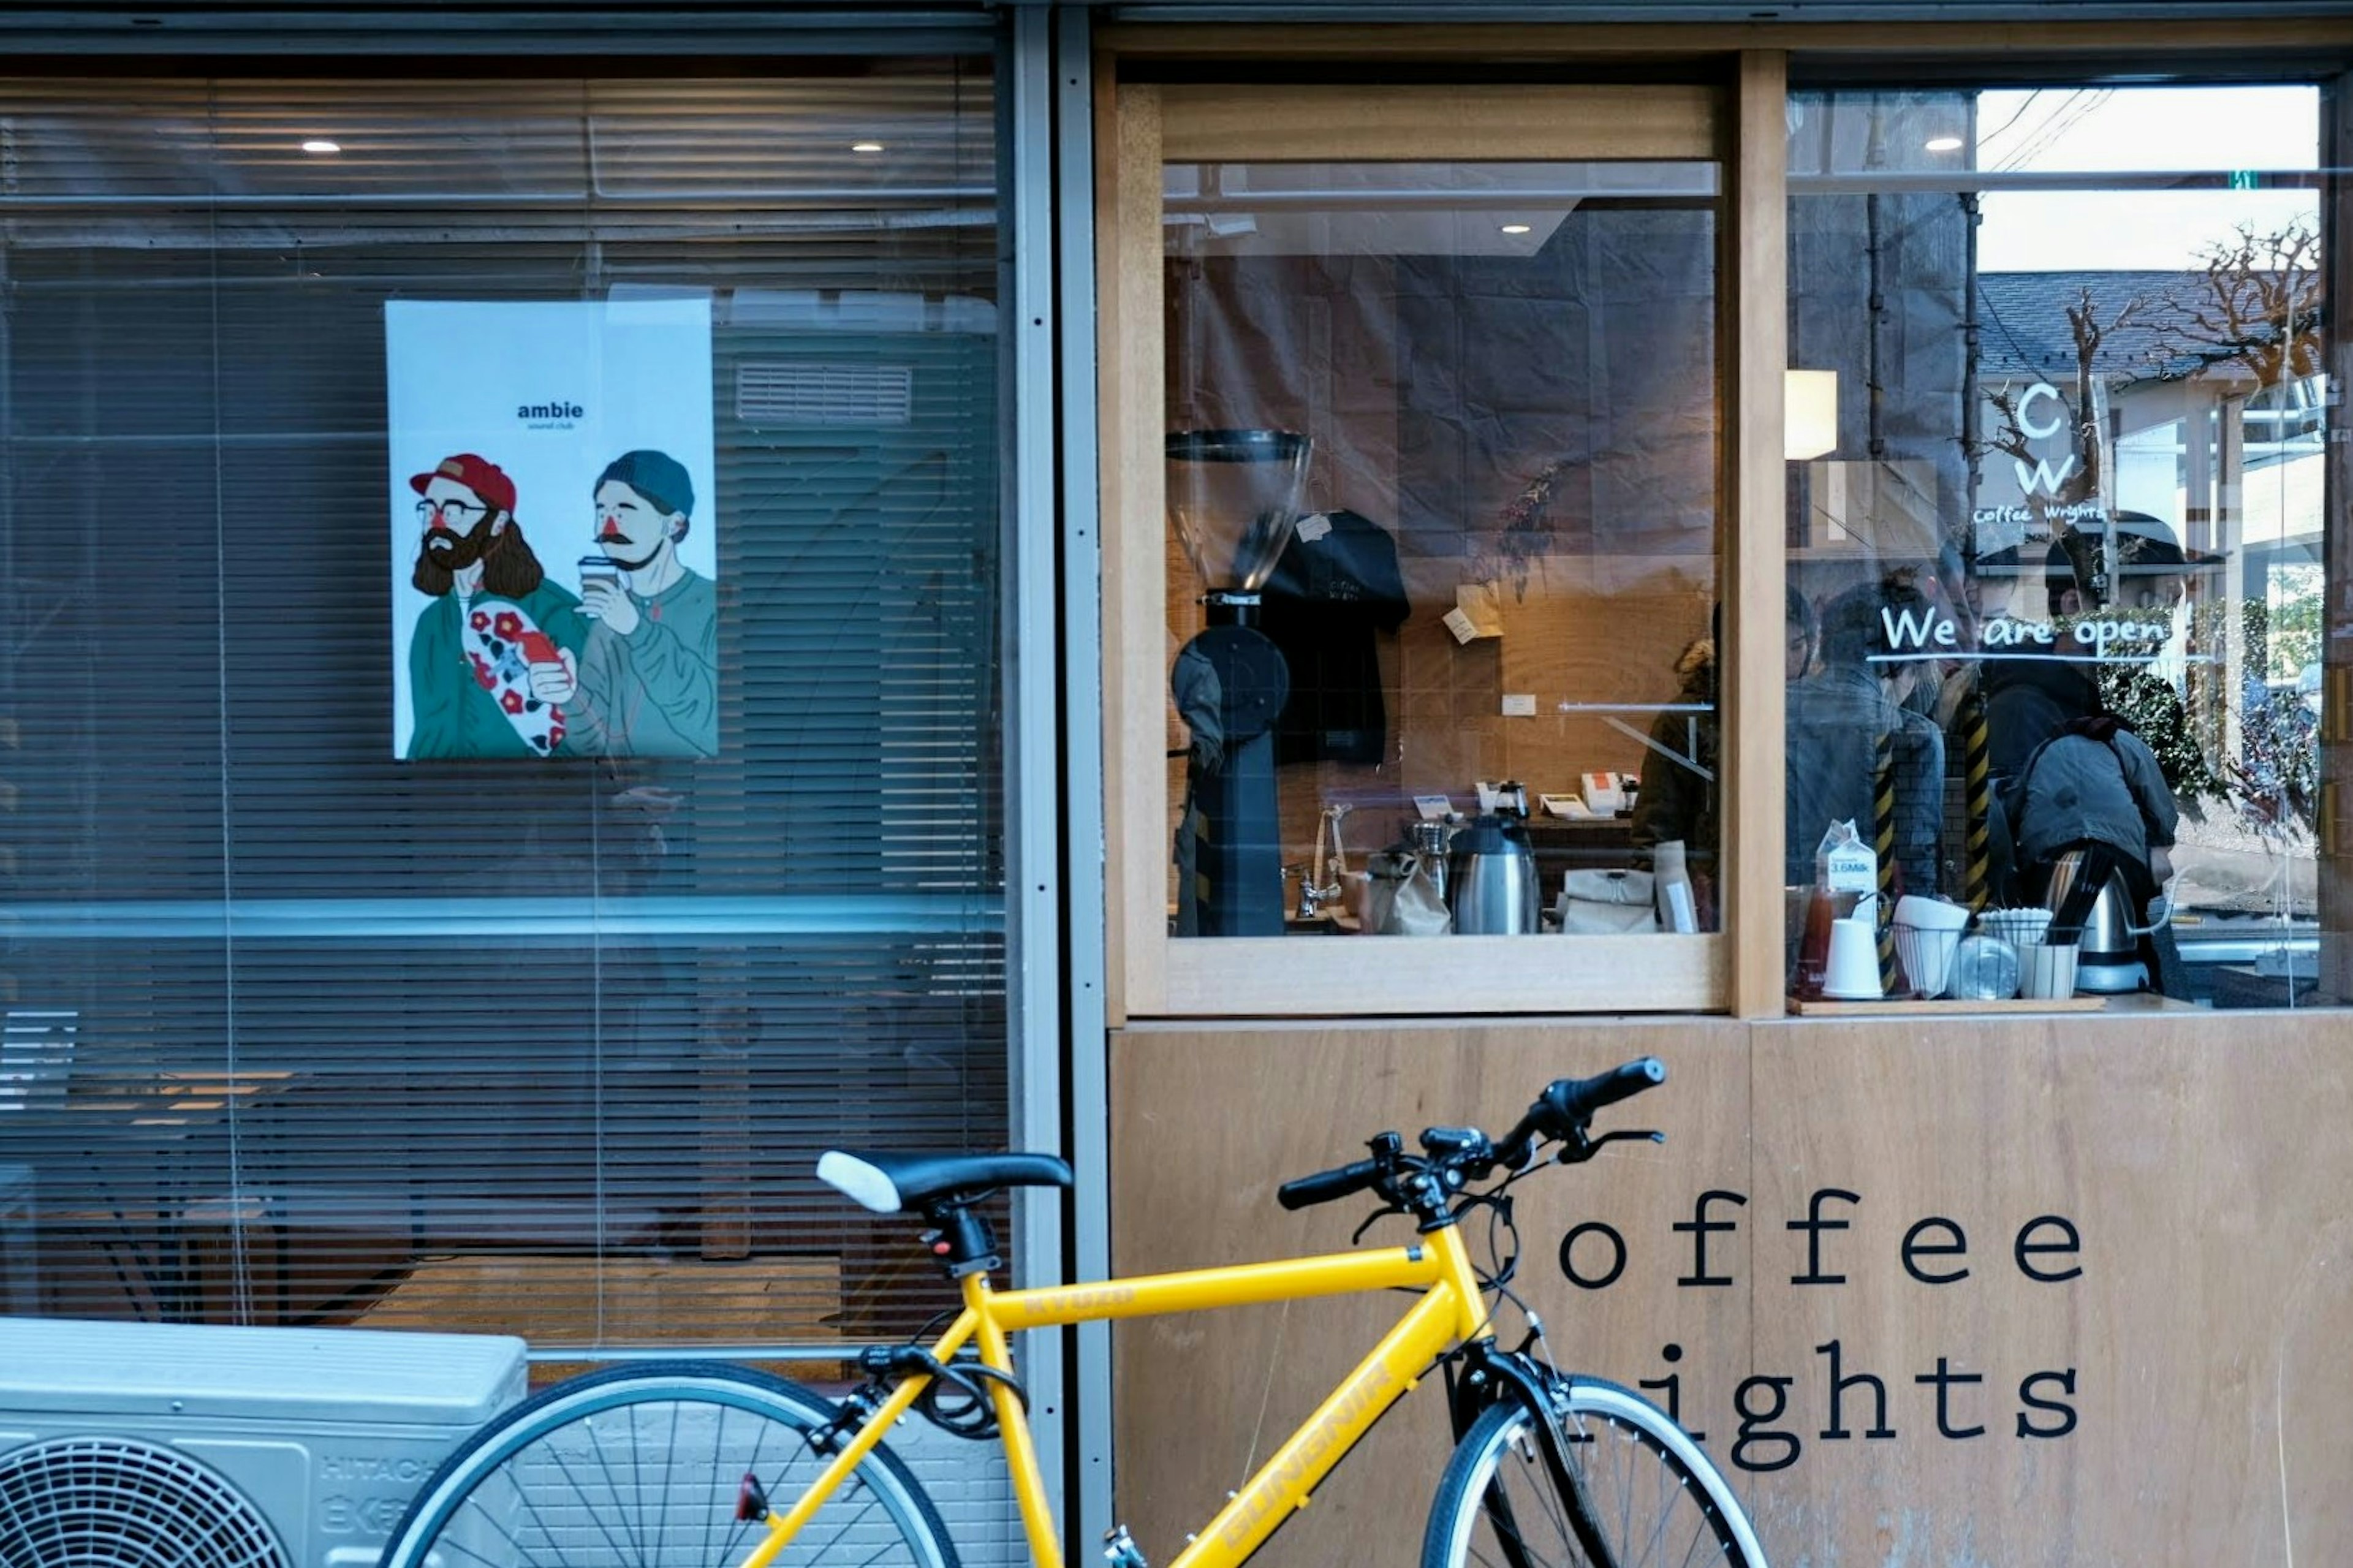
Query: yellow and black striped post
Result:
<box><xmin>1874</xmin><ymin>729</ymin><xmax>1899</xmax><ymax>994</ymax></box>
<box><xmin>1961</xmin><ymin>685</ymin><xmax>1992</xmax><ymax>911</ymax></box>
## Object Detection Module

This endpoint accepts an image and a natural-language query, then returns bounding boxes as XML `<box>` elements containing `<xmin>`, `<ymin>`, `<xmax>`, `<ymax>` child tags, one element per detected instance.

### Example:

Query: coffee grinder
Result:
<box><xmin>1166</xmin><ymin>429</ymin><xmax>1313</xmax><ymax>936</ymax></box>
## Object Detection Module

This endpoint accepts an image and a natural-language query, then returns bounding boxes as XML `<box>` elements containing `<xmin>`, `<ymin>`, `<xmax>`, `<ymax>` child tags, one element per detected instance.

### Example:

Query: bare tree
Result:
<box><xmin>2154</xmin><ymin>218</ymin><xmax>2324</xmax><ymax>389</ymax></box>
<box><xmin>1972</xmin><ymin>284</ymin><xmax>2154</xmax><ymax>509</ymax></box>
<box><xmin>2150</xmin><ymin>218</ymin><xmax>2327</xmax><ymax>839</ymax></box>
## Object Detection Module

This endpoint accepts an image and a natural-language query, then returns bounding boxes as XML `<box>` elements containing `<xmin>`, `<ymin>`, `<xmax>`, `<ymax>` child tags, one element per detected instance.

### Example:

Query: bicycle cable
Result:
<box><xmin>1460</xmin><ymin>1139</ymin><xmax>1570</xmax><ymax>1372</ymax></box>
<box><xmin>818</xmin><ymin>1309</ymin><xmax>1033</xmax><ymax>1447</ymax></box>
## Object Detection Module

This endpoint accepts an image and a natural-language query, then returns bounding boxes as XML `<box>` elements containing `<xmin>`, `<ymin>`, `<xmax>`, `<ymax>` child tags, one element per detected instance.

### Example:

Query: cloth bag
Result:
<box><xmin>1362</xmin><ymin>849</ymin><xmax>1452</xmax><ymax>936</ymax></box>
<box><xmin>1556</xmin><ymin>868</ymin><xmax>1660</xmax><ymax>934</ymax></box>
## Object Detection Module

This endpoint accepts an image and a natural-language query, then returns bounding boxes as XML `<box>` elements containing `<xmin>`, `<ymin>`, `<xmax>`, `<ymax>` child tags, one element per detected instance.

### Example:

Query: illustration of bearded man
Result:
<box><xmin>404</xmin><ymin>452</ymin><xmax>585</xmax><ymax>759</ymax></box>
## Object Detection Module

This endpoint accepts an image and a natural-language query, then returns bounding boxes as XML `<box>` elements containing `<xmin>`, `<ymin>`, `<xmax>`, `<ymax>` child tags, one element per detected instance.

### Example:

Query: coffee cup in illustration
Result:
<box><xmin>578</xmin><ymin>553</ymin><xmax>625</xmax><ymax>617</ymax></box>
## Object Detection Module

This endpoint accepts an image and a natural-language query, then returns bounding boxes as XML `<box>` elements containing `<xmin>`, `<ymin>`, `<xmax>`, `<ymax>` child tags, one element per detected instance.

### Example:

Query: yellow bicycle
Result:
<box><xmin>379</xmin><ymin>1056</ymin><xmax>1766</xmax><ymax>1568</ymax></box>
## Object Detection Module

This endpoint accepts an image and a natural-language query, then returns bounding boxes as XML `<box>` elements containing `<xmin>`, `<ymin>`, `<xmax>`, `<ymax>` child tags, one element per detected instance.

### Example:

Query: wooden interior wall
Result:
<box><xmin>1110</xmin><ymin>1013</ymin><xmax>2353</xmax><ymax>1566</ymax></box>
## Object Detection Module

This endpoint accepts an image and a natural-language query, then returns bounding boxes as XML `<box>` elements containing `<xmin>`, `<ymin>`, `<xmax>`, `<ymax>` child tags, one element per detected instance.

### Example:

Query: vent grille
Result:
<box><xmin>737</xmin><ymin>361</ymin><xmax>915</xmax><ymax>426</ymax></box>
<box><xmin>0</xmin><ymin>1437</ymin><xmax>293</xmax><ymax>1568</ymax></box>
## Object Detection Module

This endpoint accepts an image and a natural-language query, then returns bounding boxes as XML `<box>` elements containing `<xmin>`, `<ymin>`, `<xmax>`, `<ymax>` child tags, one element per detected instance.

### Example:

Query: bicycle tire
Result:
<box><xmin>377</xmin><ymin>1360</ymin><xmax>961</xmax><ymax>1568</ymax></box>
<box><xmin>1422</xmin><ymin>1375</ymin><xmax>1766</xmax><ymax>1568</ymax></box>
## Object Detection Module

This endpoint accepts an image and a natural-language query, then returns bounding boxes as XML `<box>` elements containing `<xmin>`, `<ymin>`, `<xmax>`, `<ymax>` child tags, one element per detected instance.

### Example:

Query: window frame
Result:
<box><xmin>1096</xmin><ymin>75</ymin><xmax>1763</xmax><ymax>1020</ymax></box>
<box><xmin>1095</xmin><ymin>21</ymin><xmax>2353</xmax><ymax>1023</ymax></box>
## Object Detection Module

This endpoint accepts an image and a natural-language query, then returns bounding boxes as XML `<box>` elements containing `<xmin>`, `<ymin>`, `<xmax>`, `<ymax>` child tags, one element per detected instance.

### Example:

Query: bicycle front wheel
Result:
<box><xmin>1423</xmin><ymin>1376</ymin><xmax>1765</xmax><ymax>1568</ymax></box>
<box><xmin>377</xmin><ymin>1361</ymin><xmax>960</xmax><ymax>1568</ymax></box>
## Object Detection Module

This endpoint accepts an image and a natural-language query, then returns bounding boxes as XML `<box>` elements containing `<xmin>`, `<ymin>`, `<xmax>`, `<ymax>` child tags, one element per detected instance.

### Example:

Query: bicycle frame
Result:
<box><xmin>745</xmin><ymin>1224</ymin><xmax>1496</xmax><ymax>1568</ymax></box>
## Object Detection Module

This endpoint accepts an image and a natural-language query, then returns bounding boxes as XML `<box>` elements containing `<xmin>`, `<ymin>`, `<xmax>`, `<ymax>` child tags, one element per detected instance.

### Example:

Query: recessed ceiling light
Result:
<box><xmin>851</xmin><ymin>142</ymin><xmax>885</xmax><ymax>154</ymax></box>
<box><xmin>301</xmin><ymin>139</ymin><xmax>342</xmax><ymax>155</ymax></box>
<box><xmin>1924</xmin><ymin>135</ymin><xmax>1964</xmax><ymax>153</ymax></box>
<box><xmin>1500</xmin><ymin>223</ymin><xmax>1532</xmax><ymax>235</ymax></box>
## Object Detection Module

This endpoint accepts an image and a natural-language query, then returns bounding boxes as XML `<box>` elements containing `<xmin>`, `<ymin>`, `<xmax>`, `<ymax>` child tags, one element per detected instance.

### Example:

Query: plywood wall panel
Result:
<box><xmin>1108</xmin><ymin>1018</ymin><xmax>1753</xmax><ymax>1567</ymax></box>
<box><xmin>1110</xmin><ymin>1010</ymin><xmax>2353</xmax><ymax>1566</ymax></box>
<box><xmin>1744</xmin><ymin>1013</ymin><xmax>2353</xmax><ymax>1564</ymax></box>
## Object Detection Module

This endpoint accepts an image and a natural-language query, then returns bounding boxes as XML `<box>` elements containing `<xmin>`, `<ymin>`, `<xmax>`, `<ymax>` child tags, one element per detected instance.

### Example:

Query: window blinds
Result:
<box><xmin>0</xmin><ymin>61</ymin><xmax>1009</xmax><ymax>1356</ymax></box>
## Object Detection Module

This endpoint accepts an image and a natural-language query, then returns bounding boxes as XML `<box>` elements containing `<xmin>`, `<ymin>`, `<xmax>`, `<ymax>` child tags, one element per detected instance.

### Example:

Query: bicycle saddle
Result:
<box><xmin>818</xmin><ymin>1149</ymin><xmax>1074</xmax><ymax>1213</ymax></box>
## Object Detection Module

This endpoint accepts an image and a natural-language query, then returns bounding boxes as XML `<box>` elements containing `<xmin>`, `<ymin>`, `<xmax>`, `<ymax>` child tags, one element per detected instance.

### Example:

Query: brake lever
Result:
<box><xmin>1556</xmin><ymin>1128</ymin><xmax>1665</xmax><ymax>1165</ymax></box>
<box><xmin>1350</xmin><ymin>1203</ymin><xmax>1407</xmax><ymax>1245</ymax></box>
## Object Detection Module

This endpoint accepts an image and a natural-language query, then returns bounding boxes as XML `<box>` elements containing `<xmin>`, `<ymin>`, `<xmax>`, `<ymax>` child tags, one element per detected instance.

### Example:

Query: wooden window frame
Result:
<box><xmin>1097</xmin><ymin>72</ymin><xmax>1771</xmax><ymax>1020</ymax></box>
<box><xmin>1094</xmin><ymin>20</ymin><xmax>2353</xmax><ymax>1023</ymax></box>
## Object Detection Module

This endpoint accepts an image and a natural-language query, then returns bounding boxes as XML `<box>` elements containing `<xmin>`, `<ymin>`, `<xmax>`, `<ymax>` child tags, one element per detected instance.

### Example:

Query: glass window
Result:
<box><xmin>0</xmin><ymin>66</ymin><xmax>1008</xmax><ymax>1346</ymax></box>
<box><xmin>1786</xmin><ymin>83</ymin><xmax>2333</xmax><ymax>1008</ymax></box>
<box><xmin>1162</xmin><ymin>156</ymin><xmax>1724</xmax><ymax>954</ymax></box>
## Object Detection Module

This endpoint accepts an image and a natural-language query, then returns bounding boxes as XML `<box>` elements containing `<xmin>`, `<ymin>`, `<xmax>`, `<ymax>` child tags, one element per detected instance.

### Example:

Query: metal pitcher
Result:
<box><xmin>1447</xmin><ymin>812</ymin><xmax>1539</xmax><ymax>935</ymax></box>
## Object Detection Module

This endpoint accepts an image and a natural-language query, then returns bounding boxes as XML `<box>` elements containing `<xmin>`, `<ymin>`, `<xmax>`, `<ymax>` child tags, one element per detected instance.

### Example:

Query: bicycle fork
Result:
<box><xmin>1447</xmin><ymin>1346</ymin><xmax>1619</xmax><ymax>1568</ymax></box>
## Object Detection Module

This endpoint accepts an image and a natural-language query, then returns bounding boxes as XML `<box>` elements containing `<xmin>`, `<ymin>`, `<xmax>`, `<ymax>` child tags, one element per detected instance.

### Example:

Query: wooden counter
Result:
<box><xmin>1108</xmin><ymin>1009</ymin><xmax>2353</xmax><ymax>1567</ymax></box>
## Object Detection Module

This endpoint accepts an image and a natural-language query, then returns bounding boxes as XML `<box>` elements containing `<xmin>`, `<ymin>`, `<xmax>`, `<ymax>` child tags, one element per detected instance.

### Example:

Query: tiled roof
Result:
<box><xmin>1976</xmin><ymin>268</ymin><xmax>2314</xmax><ymax>388</ymax></box>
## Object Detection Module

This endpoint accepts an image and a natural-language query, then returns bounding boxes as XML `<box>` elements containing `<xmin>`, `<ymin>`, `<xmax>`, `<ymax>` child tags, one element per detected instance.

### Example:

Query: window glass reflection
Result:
<box><xmin>1164</xmin><ymin>159</ymin><xmax>1724</xmax><ymax>944</ymax></box>
<box><xmin>1787</xmin><ymin>84</ymin><xmax>2332</xmax><ymax>1007</ymax></box>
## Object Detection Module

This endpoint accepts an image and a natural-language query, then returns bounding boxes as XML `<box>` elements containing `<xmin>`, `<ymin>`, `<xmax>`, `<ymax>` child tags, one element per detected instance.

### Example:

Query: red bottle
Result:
<box><xmin>1792</xmin><ymin>885</ymin><xmax>1836</xmax><ymax>999</ymax></box>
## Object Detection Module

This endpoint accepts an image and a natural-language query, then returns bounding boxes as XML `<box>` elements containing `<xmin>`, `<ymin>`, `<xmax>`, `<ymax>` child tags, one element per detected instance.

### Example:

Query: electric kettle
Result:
<box><xmin>1448</xmin><ymin>810</ymin><xmax>1539</xmax><ymax>935</ymax></box>
<box><xmin>2041</xmin><ymin>848</ymin><xmax>2170</xmax><ymax>993</ymax></box>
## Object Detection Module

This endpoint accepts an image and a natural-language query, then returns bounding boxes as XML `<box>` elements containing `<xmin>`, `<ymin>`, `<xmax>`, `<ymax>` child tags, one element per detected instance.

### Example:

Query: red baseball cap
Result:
<box><xmin>408</xmin><ymin>453</ymin><xmax>517</xmax><ymax>515</ymax></box>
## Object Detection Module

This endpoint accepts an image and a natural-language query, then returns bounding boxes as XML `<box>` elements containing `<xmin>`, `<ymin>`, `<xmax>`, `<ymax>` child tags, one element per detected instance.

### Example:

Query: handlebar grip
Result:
<box><xmin>1500</xmin><ymin>1057</ymin><xmax>1668</xmax><ymax>1165</ymax></box>
<box><xmin>1277</xmin><ymin>1157</ymin><xmax>1382</xmax><ymax>1211</ymax></box>
<box><xmin>1555</xmin><ymin>1056</ymin><xmax>1666</xmax><ymax>1121</ymax></box>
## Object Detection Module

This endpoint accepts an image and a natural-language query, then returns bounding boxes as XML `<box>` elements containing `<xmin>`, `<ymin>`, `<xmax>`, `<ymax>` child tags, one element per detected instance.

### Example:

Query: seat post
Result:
<box><xmin>923</xmin><ymin>1196</ymin><xmax>1001</xmax><ymax>1279</ymax></box>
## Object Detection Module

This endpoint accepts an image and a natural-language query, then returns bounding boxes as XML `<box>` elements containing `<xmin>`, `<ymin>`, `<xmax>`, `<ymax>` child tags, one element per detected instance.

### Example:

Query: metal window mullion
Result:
<box><xmin>1051</xmin><ymin>4</ymin><xmax>1114</xmax><ymax>1556</ymax></box>
<box><xmin>1005</xmin><ymin>1</ymin><xmax>1070</xmax><ymax>1543</ymax></box>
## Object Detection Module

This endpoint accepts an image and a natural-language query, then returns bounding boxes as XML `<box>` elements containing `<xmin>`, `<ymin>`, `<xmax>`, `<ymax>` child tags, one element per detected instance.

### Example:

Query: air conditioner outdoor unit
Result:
<box><xmin>0</xmin><ymin>1316</ymin><xmax>526</xmax><ymax>1568</ymax></box>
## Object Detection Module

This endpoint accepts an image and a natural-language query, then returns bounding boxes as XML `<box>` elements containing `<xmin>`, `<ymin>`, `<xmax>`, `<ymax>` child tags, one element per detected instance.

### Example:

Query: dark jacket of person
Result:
<box><xmin>1981</xmin><ymin>645</ymin><xmax>2101</xmax><ymax>778</ymax></box>
<box><xmin>1784</xmin><ymin>664</ymin><xmax>1946</xmax><ymax>894</ymax></box>
<box><xmin>2007</xmin><ymin>718</ymin><xmax>2178</xmax><ymax>889</ymax></box>
<box><xmin>1628</xmin><ymin>638</ymin><xmax>1716</xmax><ymax>866</ymax></box>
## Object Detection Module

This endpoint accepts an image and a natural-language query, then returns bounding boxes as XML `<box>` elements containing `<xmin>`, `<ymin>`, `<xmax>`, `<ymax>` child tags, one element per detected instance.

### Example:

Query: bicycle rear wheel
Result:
<box><xmin>1423</xmin><ymin>1376</ymin><xmax>1765</xmax><ymax>1568</ymax></box>
<box><xmin>377</xmin><ymin>1361</ymin><xmax>960</xmax><ymax>1568</ymax></box>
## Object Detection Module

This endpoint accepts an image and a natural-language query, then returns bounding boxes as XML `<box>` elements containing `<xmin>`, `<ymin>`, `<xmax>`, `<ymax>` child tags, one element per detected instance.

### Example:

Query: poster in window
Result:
<box><xmin>387</xmin><ymin>297</ymin><xmax>718</xmax><ymax>761</ymax></box>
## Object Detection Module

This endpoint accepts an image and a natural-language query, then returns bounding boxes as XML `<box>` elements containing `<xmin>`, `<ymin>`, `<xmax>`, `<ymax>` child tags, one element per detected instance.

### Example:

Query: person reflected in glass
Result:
<box><xmin>1631</xmin><ymin>589</ymin><xmax>1817</xmax><ymax>930</ymax></box>
<box><xmin>2086</xmin><ymin>515</ymin><xmax>2211</xmax><ymax>807</ymax></box>
<box><xmin>1786</xmin><ymin>587</ymin><xmax>1821</xmax><ymax>684</ymax></box>
<box><xmin>1920</xmin><ymin>541</ymin><xmax>1989</xmax><ymax>732</ymax></box>
<box><xmin>1982</xmin><ymin>513</ymin><xmax>2197</xmax><ymax>782</ymax></box>
<box><xmin>2006</xmin><ymin>713</ymin><xmax>2178</xmax><ymax>920</ymax></box>
<box><xmin>1976</xmin><ymin>516</ymin><xmax>2194</xmax><ymax>998</ymax></box>
<box><xmin>1784</xmin><ymin>573</ymin><xmax>1946</xmax><ymax>898</ymax></box>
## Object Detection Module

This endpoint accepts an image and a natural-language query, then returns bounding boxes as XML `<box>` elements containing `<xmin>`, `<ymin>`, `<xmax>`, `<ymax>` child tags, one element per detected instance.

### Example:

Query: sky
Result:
<box><xmin>1976</xmin><ymin>86</ymin><xmax>2321</xmax><ymax>272</ymax></box>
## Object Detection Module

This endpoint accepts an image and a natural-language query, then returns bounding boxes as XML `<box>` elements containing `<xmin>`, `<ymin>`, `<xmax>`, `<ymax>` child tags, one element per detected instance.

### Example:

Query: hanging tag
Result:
<box><xmin>1295</xmin><ymin>512</ymin><xmax>1333</xmax><ymax>543</ymax></box>
<box><xmin>1454</xmin><ymin>581</ymin><xmax>1504</xmax><ymax>638</ymax></box>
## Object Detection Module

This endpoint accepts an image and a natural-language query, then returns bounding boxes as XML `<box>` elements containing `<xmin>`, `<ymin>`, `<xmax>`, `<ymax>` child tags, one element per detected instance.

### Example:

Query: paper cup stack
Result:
<box><xmin>1979</xmin><ymin>907</ymin><xmax>2075</xmax><ymax>999</ymax></box>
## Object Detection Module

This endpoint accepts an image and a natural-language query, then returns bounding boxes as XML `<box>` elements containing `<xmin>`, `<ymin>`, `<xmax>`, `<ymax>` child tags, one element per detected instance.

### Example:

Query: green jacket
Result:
<box><xmin>566</xmin><ymin>568</ymin><xmax>719</xmax><ymax>759</ymax></box>
<box><xmin>406</xmin><ymin>582</ymin><xmax>586</xmax><ymax>759</ymax></box>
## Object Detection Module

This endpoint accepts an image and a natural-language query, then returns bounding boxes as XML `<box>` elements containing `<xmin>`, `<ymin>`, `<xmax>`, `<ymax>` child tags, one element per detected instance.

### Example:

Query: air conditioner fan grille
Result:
<box><xmin>0</xmin><ymin>1436</ymin><xmax>292</xmax><ymax>1568</ymax></box>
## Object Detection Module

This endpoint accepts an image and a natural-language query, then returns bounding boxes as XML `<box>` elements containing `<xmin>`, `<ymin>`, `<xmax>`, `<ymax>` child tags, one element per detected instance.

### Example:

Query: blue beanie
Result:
<box><xmin>596</xmin><ymin>449</ymin><xmax>695</xmax><ymax>518</ymax></box>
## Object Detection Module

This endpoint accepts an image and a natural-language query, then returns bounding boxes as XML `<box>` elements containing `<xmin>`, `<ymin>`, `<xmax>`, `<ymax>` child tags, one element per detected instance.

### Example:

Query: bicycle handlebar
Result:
<box><xmin>1494</xmin><ymin>1057</ymin><xmax>1665</xmax><ymax>1171</ymax></box>
<box><xmin>1275</xmin><ymin>1157</ymin><xmax>1384</xmax><ymax>1211</ymax></box>
<box><xmin>1276</xmin><ymin>1057</ymin><xmax>1667</xmax><ymax>1212</ymax></box>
